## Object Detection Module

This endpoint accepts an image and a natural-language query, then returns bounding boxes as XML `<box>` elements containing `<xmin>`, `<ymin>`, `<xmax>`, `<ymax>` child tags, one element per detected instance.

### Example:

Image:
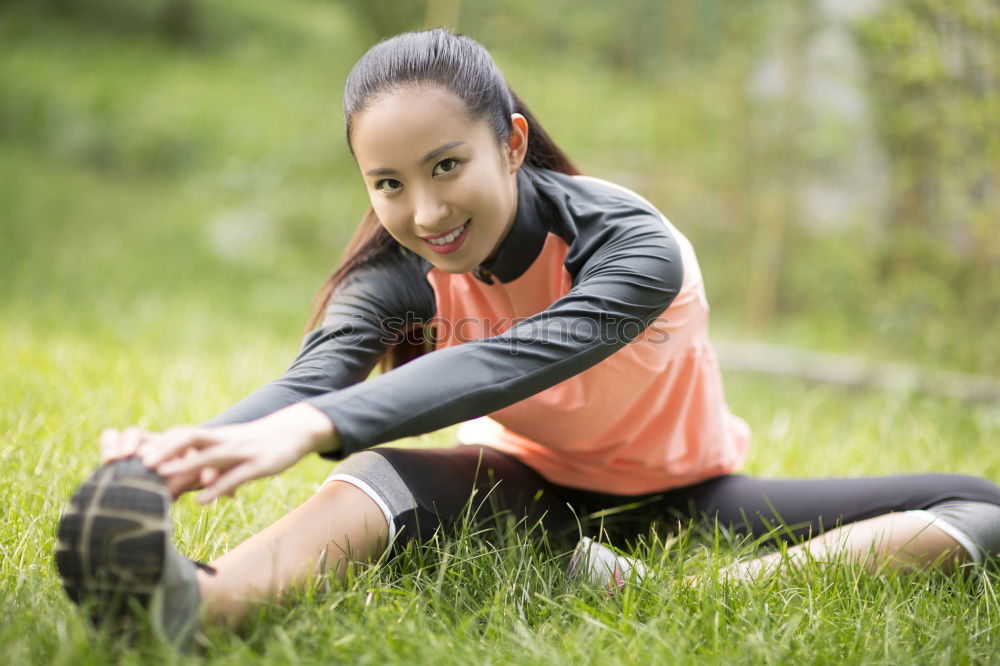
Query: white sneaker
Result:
<box><xmin>566</xmin><ymin>537</ymin><xmax>650</xmax><ymax>593</ymax></box>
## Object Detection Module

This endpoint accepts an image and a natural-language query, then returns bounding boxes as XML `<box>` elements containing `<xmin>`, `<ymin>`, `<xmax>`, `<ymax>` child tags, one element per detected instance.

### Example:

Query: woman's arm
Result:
<box><xmin>306</xmin><ymin>203</ymin><xmax>684</xmax><ymax>458</ymax></box>
<box><xmin>201</xmin><ymin>248</ymin><xmax>436</xmax><ymax>427</ymax></box>
<box><xmin>103</xmin><ymin>248</ymin><xmax>435</xmax><ymax>497</ymax></box>
<box><xmin>140</xmin><ymin>401</ymin><xmax>339</xmax><ymax>502</ymax></box>
<box><xmin>140</xmin><ymin>180</ymin><xmax>684</xmax><ymax>500</ymax></box>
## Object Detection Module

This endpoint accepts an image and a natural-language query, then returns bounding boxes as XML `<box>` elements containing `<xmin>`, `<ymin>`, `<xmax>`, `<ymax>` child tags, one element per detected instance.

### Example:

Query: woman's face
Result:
<box><xmin>350</xmin><ymin>86</ymin><xmax>528</xmax><ymax>274</ymax></box>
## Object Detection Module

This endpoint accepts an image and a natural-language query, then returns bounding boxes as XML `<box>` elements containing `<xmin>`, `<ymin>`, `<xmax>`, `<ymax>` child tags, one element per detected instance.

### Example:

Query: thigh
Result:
<box><xmin>329</xmin><ymin>444</ymin><xmax>577</xmax><ymax>546</ymax></box>
<box><xmin>660</xmin><ymin>472</ymin><xmax>1000</xmax><ymax>543</ymax></box>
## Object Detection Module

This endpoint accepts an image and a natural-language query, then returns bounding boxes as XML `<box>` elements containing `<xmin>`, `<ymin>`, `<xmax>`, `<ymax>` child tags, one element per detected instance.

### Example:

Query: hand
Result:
<box><xmin>139</xmin><ymin>403</ymin><xmax>338</xmax><ymax>504</ymax></box>
<box><xmin>100</xmin><ymin>425</ymin><xmax>223</xmax><ymax>499</ymax></box>
<box><xmin>100</xmin><ymin>426</ymin><xmax>155</xmax><ymax>463</ymax></box>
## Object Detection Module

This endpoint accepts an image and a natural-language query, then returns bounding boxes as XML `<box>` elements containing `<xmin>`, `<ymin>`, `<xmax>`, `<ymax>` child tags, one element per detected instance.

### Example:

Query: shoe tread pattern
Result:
<box><xmin>55</xmin><ymin>459</ymin><xmax>171</xmax><ymax>618</ymax></box>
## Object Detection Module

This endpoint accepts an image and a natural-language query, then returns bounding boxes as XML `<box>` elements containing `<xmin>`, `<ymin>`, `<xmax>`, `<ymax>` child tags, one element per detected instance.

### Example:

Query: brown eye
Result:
<box><xmin>432</xmin><ymin>158</ymin><xmax>460</xmax><ymax>176</ymax></box>
<box><xmin>376</xmin><ymin>178</ymin><xmax>403</xmax><ymax>193</ymax></box>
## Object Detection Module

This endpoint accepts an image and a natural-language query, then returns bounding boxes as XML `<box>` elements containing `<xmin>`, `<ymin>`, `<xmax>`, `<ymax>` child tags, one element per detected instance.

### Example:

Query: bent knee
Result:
<box><xmin>916</xmin><ymin>499</ymin><xmax>1000</xmax><ymax>565</ymax></box>
<box><xmin>319</xmin><ymin>451</ymin><xmax>418</xmax><ymax>544</ymax></box>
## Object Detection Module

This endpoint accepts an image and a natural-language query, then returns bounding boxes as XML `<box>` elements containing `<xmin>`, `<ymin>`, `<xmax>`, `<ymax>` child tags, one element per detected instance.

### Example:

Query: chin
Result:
<box><xmin>435</xmin><ymin>261</ymin><xmax>476</xmax><ymax>275</ymax></box>
<box><xmin>425</xmin><ymin>253</ymin><xmax>480</xmax><ymax>275</ymax></box>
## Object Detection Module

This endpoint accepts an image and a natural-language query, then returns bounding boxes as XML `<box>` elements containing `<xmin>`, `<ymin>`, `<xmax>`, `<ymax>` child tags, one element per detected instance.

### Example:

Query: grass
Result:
<box><xmin>2</xmin><ymin>2</ymin><xmax>998</xmax><ymax>663</ymax></box>
<box><xmin>3</xmin><ymin>310</ymin><xmax>999</xmax><ymax>663</ymax></box>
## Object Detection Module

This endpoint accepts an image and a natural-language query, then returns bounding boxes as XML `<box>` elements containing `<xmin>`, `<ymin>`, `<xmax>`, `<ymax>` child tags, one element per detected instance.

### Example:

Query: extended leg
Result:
<box><xmin>715</xmin><ymin>511</ymin><xmax>969</xmax><ymax>582</ymax></box>
<box><xmin>56</xmin><ymin>459</ymin><xmax>389</xmax><ymax>648</ymax></box>
<box><xmin>672</xmin><ymin>473</ymin><xmax>1000</xmax><ymax>583</ymax></box>
<box><xmin>197</xmin><ymin>479</ymin><xmax>388</xmax><ymax>626</ymax></box>
<box><xmin>201</xmin><ymin>443</ymin><xmax>572</xmax><ymax>624</ymax></box>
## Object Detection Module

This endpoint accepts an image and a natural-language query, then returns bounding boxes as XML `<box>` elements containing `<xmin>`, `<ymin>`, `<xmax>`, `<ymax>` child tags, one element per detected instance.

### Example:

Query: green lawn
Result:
<box><xmin>4</xmin><ymin>317</ymin><xmax>999</xmax><ymax>663</ymax></box>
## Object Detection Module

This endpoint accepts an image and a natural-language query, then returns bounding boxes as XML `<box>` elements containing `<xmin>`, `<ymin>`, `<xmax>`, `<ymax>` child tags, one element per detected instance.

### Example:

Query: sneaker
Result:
<box><xmin>566</xmin><ymin>536</ymin><xmax>650</xmax><ymax>594</ymax></box>
<box><xmin>54</xmin><ymin>458</ymin><xmax>214</xmax><ymax>651</ymax></box>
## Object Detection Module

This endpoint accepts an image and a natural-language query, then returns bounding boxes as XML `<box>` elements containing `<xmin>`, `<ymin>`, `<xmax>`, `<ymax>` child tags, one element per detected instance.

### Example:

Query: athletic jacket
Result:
<box><xmin>204</xmin><ymin>166</ymin><xmax>751</xmax><ymax>494</ymax></box>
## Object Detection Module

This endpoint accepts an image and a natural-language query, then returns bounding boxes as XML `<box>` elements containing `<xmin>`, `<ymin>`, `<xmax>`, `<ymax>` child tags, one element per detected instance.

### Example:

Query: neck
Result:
<box><xmin>483</xmin><ymin>172</ymin><xmax>520</xmax><ymax>263</ymax></box>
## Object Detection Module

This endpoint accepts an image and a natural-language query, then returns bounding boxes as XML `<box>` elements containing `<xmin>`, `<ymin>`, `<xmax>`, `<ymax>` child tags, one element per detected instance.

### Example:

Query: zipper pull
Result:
<box><xmin>473</xmin><ymin>266</ymin><xmax>495</xmax><ymax>285</ymax></box>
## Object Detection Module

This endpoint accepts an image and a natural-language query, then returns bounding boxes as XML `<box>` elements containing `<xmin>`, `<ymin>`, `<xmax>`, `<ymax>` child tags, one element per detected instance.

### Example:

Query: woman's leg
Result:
<box><xmin>58</xmin><ymin>444</ymin><xmax>568</xmax><ymax>640</ymax></box>
<box><xmin>328</xmin><ymin>445</ymin><xmax>577</xmax><ymax>543</ymax></box>
<box><xmin>716</xmin><ymin>511</ymin><xmax>968</xmax><ymax>581</ymax></box>
<box><xmin>660</xmin><ymin>473</ymin><xmax>1000</xmax><ymax>581</ymax></box>
<box><xmin>201</xmin><ymin>443</ymin><xmax>573</xmax><ymax>624</ymax></box>
<box><xmin>56</xmin><ymin>457</ymin><xmax>391</xmax><ymax>641</ymax></box>
<box><xmin>197</xmin><ymin>480</ymin><xmax>388</xmax><ymax>626</ymax></box>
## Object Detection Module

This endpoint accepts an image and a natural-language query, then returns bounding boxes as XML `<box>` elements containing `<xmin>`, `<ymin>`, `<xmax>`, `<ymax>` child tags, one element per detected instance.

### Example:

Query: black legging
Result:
<box><xmin>337</xmin><ymin>444</ymin><xmax>1000</xmax><ymax>549</ymax></box>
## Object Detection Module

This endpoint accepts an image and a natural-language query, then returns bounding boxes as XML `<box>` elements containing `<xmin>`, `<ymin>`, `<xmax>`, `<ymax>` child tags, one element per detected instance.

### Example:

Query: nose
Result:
<box><xmin>412</xmin><ymin>186</ymin><xmax>450</xmax><ymax>234</ymax></box>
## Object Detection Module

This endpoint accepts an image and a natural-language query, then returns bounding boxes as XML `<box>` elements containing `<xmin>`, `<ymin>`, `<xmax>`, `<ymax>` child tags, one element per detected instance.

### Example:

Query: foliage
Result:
<box><xmin>854</xmin><ymin>0</ymin><xmax>1000</xmax><ymax>373</ymax></box>
<box><xmin>3</xmin><ymin>0</ymin><xmax>997</xmax><ymax>371</ymax></box>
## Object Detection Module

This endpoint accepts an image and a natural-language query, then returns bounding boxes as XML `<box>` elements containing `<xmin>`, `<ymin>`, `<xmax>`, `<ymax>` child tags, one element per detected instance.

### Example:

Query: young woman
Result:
<box><xmin>56</xmin><ymin>28</ymin><xmax>1000</xmax><ymax>649</ymax></box>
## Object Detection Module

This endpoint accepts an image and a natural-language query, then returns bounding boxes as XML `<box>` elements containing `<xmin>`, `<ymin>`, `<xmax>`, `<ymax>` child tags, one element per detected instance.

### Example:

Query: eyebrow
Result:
<box><xmin>364</xmin><ymin>140</ymin><xmax>467</xmax><ymax>177</ymax></box>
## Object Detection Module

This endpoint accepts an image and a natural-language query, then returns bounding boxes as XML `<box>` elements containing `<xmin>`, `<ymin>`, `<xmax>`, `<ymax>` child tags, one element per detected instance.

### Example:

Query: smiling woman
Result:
<box><xmin>55</xmin><ymin>27</ymin><xmax>1000</xmax><ymax>652</ymax></box>
<box><xmin>350</xmin><ymin>86</ymin><xmax>526</xmax><ymax>272</ymax></box>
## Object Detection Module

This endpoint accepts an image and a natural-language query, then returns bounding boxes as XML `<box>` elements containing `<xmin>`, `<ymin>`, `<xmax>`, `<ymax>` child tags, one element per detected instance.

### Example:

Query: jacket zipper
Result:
<box><xmin>478</xmin><ymin>267</ymin><xmax>517</xmax><ymax>325</ymax></box>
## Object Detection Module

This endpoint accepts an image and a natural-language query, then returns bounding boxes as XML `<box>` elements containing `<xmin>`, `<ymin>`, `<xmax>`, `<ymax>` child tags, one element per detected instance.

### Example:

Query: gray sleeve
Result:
<box><xmin>306</xmin><ymin>210</ymin><xmax>684</xmax><ymax>459</ymax></box>
<box><xmin>200</xmin><ymin>248</ymin><xmax>436</xmax><ymax>428</ymax></box>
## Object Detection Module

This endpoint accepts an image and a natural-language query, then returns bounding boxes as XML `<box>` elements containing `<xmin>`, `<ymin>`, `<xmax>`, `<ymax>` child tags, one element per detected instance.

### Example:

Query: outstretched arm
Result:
<box><xmin>130</xmin><ymin>186</ymin><xmax>685</xmax><ymax>500</ymax></box>
<box><xmin>202</xmin><ymin>248</ymin><xmax>436</xmax><ymax>427</ymax></box>
<box><xmin>309</xmin><ymin>204</ymin><xmax>685</xmax><ymax>458</ymax></box>
<box><xmin>139</xmin><ymin>401</ymin><xmax>338</xmax><ymax>502</ymax></box>
<box><xmin>100</xmin><ymin>247</ymin><xmax>435</xmax><ymax>497</ymax></box>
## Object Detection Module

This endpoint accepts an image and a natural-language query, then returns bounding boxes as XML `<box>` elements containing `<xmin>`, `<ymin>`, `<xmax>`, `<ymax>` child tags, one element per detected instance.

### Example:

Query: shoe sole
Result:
<box><xmin>55</xmin><ymin>458</ymin><xmax>171</xmax><ymax>620</ymax></box>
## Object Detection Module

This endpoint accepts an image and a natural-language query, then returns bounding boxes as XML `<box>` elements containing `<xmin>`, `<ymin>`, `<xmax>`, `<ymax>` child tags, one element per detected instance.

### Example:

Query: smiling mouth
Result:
<box><xmin>424</xmin><ymin>220</ymin><xmax>469</xmax><ymax>246</ymax></box>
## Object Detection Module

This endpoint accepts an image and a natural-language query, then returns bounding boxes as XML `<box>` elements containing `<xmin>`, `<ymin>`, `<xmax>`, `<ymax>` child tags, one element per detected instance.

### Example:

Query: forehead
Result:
<box><xmin>351</xmin><ymin>86</ymin><xmax>492</xmax><ymax>169</ymax></box>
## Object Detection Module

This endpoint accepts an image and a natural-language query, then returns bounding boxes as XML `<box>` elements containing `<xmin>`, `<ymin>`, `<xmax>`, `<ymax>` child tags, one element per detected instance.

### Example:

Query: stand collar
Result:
<box><xmin>471</xmin><ymin>167</ymin><xmax>549</xmax><ymax>285</ymax></box>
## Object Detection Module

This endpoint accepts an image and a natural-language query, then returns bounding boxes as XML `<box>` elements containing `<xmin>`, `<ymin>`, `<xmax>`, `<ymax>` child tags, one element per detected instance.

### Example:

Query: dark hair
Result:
<box><xmin>305</xmin><ymin>28</ymin><xmax>579</xmax><ymax>371</ymax></box>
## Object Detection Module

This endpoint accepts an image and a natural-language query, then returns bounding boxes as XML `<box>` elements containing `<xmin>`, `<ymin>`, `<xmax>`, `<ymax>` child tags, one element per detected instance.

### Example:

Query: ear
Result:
<box><xmin>505</xmin><ymin>113</ymin><xmax>529</xmax><ymax>173</ymax></box>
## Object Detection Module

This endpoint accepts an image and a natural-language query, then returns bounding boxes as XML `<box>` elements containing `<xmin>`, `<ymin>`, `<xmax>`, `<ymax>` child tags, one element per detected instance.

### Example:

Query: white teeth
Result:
<box><xmin>427</xmin><ymin>222</ymin><xmax>467</xmax><ymax>246</ymax></box>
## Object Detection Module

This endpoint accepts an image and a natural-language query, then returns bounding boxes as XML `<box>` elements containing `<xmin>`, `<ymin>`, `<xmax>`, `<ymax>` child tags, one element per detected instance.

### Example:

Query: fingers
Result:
<box><xmin>155</xmin><ymin>442</ymin><xmax>237</xmax><ymax>479</ymax></box>
<box><xmin>155</xmin><ymin>443</ymin><xmax>241</xmax><ymax>503</ymax></box>
<box><xmin>98</xmin><ymin>425</ymin><xmax>235</xmax><ymax>501</ymax></box>
<box><xmin>197</xmin><ymin>462</ymin><xmax>263</xmax><ymax>504</ymax></box>
<box><xmin>165</xmin><ymin>467</ymin><xmax>201</xmax><ymax>499</ymax></box>
<box><xmin>164</xmin><ymin>468</ymin><xmax>222</xmax><ymax>500</ymax></box>
<box><xmin>140</xmin><ymin>426</ymin><xmax>214</xmax><ymax>468</ymax></box>
<box><xmin>120</xmin><ymin>427</ymin><xmax>148</xmax><ymax>460</ymax></box>
<box><xmin>100</xmin><ymin>428</ymin><xmax>119</xmax><ymax>462</ymax></box>
<box><xmin>100</xmin><ymin>427</ymin><xmax>150</xmax><ymax>463</ymax></box>
<box><xmin>162</xmin><ymin>462</ymin><xmax>225</xmax><ymax>502</ymax></box>
<box><xmin>162</xmin><ymin>448</ymin><xmax>207</xmax><ymax>499</ymax></box>
<box><xmin>200</xmin><ymin>467</ymin><xmax>220</xmax><ymax>487</ymax></box>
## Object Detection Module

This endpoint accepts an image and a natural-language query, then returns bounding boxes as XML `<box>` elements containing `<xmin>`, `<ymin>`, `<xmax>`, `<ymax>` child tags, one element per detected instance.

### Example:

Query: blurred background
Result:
<box><xmin>2</xmin><ymin>0</ymin><xmax>997</xmax><ymax>397</ymax></box>
<box><xmin>2</xmin><ymin>5</ymin><xmax>997</xmax><ymax>660</ymax></box>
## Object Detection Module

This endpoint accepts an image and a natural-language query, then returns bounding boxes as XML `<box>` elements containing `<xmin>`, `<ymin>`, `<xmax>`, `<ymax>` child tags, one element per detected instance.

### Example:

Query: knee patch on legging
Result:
<box><xmin>906</xmin><ymin>500</ymin><xmax>1000</xmax><ymax>565</ymax></box>
<box><xmin>320</xmin><ymin>451</ymin><xmax>418</xmax><ymax>544</ymax></box>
